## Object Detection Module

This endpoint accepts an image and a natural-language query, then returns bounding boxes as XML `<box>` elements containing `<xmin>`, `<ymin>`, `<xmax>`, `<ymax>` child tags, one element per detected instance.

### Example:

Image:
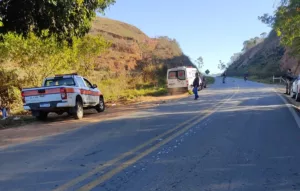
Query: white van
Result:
<box><xmin>167</xmin><ymin>66</ymin><xmax>202</xmax><ymax>94</ymax></box>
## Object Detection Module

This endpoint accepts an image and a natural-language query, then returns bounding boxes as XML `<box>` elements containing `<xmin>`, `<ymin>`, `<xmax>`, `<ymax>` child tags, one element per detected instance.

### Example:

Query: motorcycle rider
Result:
<box><xmin>244</xmin><ymin>71</ymin><xmax>249</xmax><ymax>81</ymax></box>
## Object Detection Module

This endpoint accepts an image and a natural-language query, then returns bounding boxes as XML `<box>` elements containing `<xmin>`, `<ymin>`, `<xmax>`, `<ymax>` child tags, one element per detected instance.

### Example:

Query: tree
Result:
<box><xmin>260</xmin><ymin>32</ymin><xmax>267</xmax><ymax>39</ymax></box>
<box><xmin>229</xmin><ymin>52</ymin><xmax>242</xmax><ymax>65</ymax></box>
<box><xmin>0</xmin><ymin>31</ymin><xmax>75</xmax><ymax>86</ymax></box>
<box><xmin>0</xmin><ymin>0</ymin><xmax>115</xmax><ymax>42</ymax></box>
<box><xmin>205</xmin><ymin>69</ymin><xmax>210</xmax><ymax>75</ymax></box>
<box><xmin>75</xmin><ymin>35</ymin><xmax>110</xmax><ymax>76</ymax></box>
<box><xmin>0</xmin><ymin>68</ymin><xmax>22</xmax><ymax>109</ymax></box>
<box><xmin>195</xmin><ymin>56</ymin><xmax>204</xmax><ymax>70</ymax></box>
<box><xmin>259</xmin><ymin>0</ymin><xmax>300</xmax><ymax>57</ymax></box>
<box><xmin>0</xmin><ymin>31</ymin><xmax>109</xmax><ymax>86</ymax></box>
<box><xmin>218</xmin><ymin>60</ymin><xmax>227</xmax><ymax>71</ymax></box>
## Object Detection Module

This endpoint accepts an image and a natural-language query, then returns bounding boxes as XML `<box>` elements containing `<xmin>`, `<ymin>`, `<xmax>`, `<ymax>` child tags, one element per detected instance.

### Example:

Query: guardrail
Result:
<box><xmin>273</xmin><ymin>75</ymin><xmax>286</xmax><ymax>84</ymax></box>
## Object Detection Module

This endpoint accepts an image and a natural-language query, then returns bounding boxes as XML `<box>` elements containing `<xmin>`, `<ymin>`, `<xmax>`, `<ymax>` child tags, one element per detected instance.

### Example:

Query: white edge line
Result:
<box><xmin>274</xmin><ymin>89</ymin><xmax>300</xmax><ymax>128</ymax></box>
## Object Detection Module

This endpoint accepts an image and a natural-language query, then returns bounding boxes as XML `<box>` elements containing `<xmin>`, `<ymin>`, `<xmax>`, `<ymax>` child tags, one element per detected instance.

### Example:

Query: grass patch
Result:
<box><xmin>248</xmin><ymin>76</ymin><xmax>273</xmax><ymax>84</ymax></box>
<box><xmin>231</xmin><ymin>76</ymin><xmax>285</xmax><ymax>85</ymax></box>
<box><xmin>119</xmin><ymin>86</ymin><xmax>168</xmax><ymax>101</ymax></box>
<box><xmin>206</xmin><ymin>76</ymin><xmax>215</xmax><ymax>84</ymax></box>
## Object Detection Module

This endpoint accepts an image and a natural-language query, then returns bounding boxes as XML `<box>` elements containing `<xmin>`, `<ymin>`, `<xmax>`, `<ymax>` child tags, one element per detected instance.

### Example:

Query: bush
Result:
<box><xmin>0</xmin><ymin>68</ymin><xmax>22</xmax><ymax>110</ymax></box>
<box><xmin>205</xmin><ymin>76</ymin><xmax>215</xmax><ymax>84</ymax></box>
<box><xmin>0</xmin><ymin>32</ymin><xmax>110</xmax><ymax>110</ymax></box>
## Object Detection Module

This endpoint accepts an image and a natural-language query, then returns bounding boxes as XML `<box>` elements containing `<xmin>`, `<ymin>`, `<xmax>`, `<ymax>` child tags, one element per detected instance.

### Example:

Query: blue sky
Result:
<box><xmin>102</xmin><ymin>0</ymin><xmax>276</xmax><ymax>74</ymax></box>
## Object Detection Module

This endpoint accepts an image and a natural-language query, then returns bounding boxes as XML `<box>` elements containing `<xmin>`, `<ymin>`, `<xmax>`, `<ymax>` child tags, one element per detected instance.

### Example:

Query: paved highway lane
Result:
<box><xmin>1</xmin><ymin>77</ymin><xmax>300</xmax><ymax>191</ymax></box>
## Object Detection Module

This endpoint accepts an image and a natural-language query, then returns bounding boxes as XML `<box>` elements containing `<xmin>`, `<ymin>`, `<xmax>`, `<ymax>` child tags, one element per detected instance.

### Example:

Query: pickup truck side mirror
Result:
<box><xmin>92</xmin><ymin>84</ymin><xmax>98</xmax><ymax>89</ymax></box>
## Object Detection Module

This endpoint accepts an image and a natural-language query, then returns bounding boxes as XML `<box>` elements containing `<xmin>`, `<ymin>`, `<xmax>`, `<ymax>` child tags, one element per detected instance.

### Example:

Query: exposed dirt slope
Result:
<box><xmin>89</xmin><ymin>17</ymin><xmax>194</xmax><ymax>73</ymax></box>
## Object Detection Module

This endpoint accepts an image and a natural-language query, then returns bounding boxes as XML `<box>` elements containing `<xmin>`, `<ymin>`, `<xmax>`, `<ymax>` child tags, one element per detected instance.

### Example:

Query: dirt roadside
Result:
<box><xmin>0</xmin><ymin>93</ymin><xmax>190</xmax><ymax>149</ymax></box>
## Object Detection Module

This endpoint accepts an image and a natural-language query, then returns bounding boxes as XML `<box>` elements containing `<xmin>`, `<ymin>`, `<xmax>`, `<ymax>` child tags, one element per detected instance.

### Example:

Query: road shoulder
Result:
<box><xmin>273</xmin><ymin>84</ymin><xmax>300</xmax><ymax>128</ymax></box>
<box><xmin>0</xmin><ymin>93</ymin><xmax>190</xmax><ymax>149</ymax></box>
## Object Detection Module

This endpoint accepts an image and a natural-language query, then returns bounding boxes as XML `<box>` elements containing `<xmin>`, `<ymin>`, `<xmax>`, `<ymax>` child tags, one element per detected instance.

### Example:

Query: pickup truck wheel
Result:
<box><xmin>96</xmin><ymin>97</ymin><xmax>105</xmax><ymax>112</ymax></box>
<box><xmin>36</xmin><ymin>111</ymin><xmax>48</xmax><ymax>121</ymax></box>
<box><xmin>74</xmin><ymin>100</ymin><xmax>83</xmax><ymax>119</ymax></box>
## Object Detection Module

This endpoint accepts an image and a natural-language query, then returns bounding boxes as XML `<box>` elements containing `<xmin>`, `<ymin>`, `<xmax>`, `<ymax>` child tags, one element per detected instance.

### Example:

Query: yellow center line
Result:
<box><xmin>54</xmin><ymin>111</ymin><xmax>201</xmax><ymax>191</ymax></box>
<box><xmin>54</xmin><ymin>86</ymin><xmax>238</xmax><ymax>191</ymax></box>
<box><xmin>79</xmin><ymin>87</ymin><xmax>239</xmax><ymax>190</ymax></box>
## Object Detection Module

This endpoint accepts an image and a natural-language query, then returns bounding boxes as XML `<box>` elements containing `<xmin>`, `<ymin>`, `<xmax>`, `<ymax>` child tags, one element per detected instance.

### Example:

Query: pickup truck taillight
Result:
<box><xmin>186</xmin><ymin>80</ymin><xmax>189</xmax><ymax>87</ymax></box>
<box><xmin>21</xmin><ymin>91</ymin><xmax>25</xmax><ymax>103</ymax></box>
<box><xmin>60</xmin><ymin>88</ymin><xmax>67</xmax><ymax>100</ymax></box>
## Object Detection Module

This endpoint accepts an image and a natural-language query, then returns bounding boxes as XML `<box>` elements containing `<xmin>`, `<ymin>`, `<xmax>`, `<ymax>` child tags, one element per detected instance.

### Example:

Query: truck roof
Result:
<box><xmin>167</xmin><ymin>66</ymin><xmax>197</xmax><ymax>71</ymax></box>
<box><xmin>46</xmin><ymin>73</ymin><xmax>81</xmax><ymax>80</ymax></box>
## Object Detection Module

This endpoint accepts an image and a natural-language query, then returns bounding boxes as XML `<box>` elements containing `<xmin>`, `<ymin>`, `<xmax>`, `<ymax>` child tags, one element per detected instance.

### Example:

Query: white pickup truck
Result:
<box><xmin>21</xmin><ymin>73</ymin><xmax>105</xmax><ymax>120</ymax></box>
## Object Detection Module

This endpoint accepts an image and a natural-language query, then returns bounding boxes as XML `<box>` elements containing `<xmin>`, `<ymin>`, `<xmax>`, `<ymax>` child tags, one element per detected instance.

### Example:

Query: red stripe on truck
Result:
<box><xmin>23</xmin><ymin>88</ymin><xmax>100</xmax><ymax>97</ymax></box>
<box><xmin>23</xmin><ymin>88</ymin><xmax>61</xmax><ymax>96</ymax></box>
<box><xmin>80</xmin><ymin>89</ymin><xmax>101</xmax><ymax>96</ymax></box>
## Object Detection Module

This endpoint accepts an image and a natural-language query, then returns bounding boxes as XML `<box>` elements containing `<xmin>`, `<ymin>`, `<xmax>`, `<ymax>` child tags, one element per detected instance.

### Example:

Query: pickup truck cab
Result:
<box><xmin>22</xmin><ymin>73</ymin><xmax>105</xmax><ymax>120</ymax></box>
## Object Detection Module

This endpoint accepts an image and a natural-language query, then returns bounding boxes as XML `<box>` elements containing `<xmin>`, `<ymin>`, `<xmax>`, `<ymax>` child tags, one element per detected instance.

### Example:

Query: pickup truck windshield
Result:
<box><xmin>44</xmin><ymin>78</ymin><xmax>75</xmax><ymax>87</ymax></box>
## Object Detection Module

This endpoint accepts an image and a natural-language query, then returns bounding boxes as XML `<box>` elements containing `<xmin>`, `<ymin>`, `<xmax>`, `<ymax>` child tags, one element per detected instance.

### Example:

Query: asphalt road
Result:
<box><xmin>1</xmin><ymin>77</ymin><xmax>300</xmax><ymax>191</ymax></box>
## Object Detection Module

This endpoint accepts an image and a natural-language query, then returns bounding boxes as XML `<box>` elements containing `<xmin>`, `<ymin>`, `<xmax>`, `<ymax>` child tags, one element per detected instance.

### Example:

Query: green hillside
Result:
<box><xmin>226</xmin><ymin>30</ymin><xmax>285</xmax><ymax>79</ymax></box>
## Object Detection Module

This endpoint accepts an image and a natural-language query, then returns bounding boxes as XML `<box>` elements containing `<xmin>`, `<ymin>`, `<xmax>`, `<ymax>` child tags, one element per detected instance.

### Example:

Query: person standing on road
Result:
<box><xmin>285</xmin><ymin>68</ymin><xmax>294</xmax><ymax>95</ymax></box>
<box><xmin>222</xmin><ymin>71</ymin><xmax>226</xmax><ymax>83</ymax></box>
<box><xmin>0</xmin><ymin>105</ymin><xmax>7</xmax><ymax>120</ymax></box>
<box><xmin>244</xmin><ymin>71</ymin><xmax>249</xmax><ymax>81</ymax></box>
<box><xmin>192</xmin><ymin>73</ymin><xmax>200</xmax><ymax>100</ymax></box>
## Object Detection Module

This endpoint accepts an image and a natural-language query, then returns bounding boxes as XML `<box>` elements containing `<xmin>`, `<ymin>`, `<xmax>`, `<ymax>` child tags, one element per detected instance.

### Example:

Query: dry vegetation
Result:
<box><xmin>86</xmin><ymin>17</ymin><xmax>194</xmax><ymax>102</ymax></box>
<box><xmin>0</xmin><ymin>17</ymin><xmax>195</xmax><ymax>115</ymax></box>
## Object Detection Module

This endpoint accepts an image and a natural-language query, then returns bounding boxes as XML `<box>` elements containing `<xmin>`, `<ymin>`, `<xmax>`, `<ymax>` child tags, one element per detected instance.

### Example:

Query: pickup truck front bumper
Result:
<box><xmin>24</xmin><ymin>101</ymin><xmax>74</xmax><ymax>111</ymax></box>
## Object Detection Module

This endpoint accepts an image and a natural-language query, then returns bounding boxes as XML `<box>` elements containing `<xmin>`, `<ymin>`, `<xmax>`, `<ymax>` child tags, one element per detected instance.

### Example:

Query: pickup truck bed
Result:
<box><xmin>22</xmin><ymin>74</ymin><xmax>105</xmax><ymax>120</ymax></box>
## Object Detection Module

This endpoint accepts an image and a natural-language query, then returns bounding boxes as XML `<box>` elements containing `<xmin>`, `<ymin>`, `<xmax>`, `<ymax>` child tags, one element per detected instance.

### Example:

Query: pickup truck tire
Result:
<box><xmin>73</xmin><ymin>99</ymin><xmax>84</xmax><ymax>119</ymax></box>
<box><xmin>96</xmin><ymin>97</ymin><xmax>105</xmax><ymax>113</ymax></box>
<box><xmin>36</xmin><ymin>111</ymin><xmax>48</xmax><ymax>121</ymax></box>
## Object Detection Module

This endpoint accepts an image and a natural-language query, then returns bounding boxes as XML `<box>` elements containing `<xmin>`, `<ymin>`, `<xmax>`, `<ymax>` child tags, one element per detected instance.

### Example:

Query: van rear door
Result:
<box><xmin>167</xmin><ymin>70</ymin><xmax>186</xmax><ymax>88</ymax></box>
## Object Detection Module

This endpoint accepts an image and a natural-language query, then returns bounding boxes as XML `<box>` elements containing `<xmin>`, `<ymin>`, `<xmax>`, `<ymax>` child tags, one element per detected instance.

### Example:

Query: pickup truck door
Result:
<box><xmin>83</xmin><ymin>78</ymin><xmax>98</xmax><ymax>105</ymax></box>
<box><xmin>75</xmin><ymin>77</ymin><xmax>90</xmax><ymax>106</ymax></box>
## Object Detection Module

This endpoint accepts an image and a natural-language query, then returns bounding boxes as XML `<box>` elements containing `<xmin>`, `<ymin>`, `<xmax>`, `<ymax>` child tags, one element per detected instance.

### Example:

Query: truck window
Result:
<box><xmin>44</xmin><ymin>78</ymin><xmax>75</xmax><ymax>87</ymax></box>
<box><xmin>168</xmin><ymin>71</ymin><xmax>177</xmax><ymax>79</ymax></box>
<box><xmin>83</xmin><ymin>78</ymin><xmax>93</xmax><ymax>88</ymax></box>
<box><xmin>177</xmin><ymin>70</ymin><xmax>186</xmax><ymax>80</ymax></box>
<box><xmin>75</xmin><ymin>77</ymin><xmax>86</xmax><ymax>88</ymax></box>
<box><xmin>168</xmin><ymin>70</ymin><xmax>186</xmax><ymax>80</ymax></box>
